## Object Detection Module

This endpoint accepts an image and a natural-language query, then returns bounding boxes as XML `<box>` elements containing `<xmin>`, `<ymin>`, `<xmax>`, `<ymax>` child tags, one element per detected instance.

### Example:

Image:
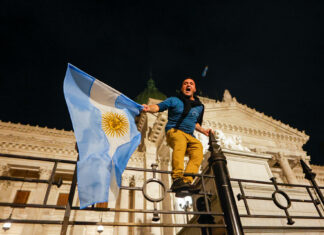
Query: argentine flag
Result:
<box><xmin>63</xmin><ymin>64</ymin><xmax>142</xmax><ymax>209</ymax></box>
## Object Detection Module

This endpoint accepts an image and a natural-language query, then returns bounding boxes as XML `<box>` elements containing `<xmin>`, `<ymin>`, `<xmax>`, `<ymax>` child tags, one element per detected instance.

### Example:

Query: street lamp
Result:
<box><xmin>97</xmin><ymin>212</ymin><xmax>104</xmax><ymax>234</ymax></box>
<box><xmin>2</xmin><ymin>213</ymin><xmax>12</xmax><ymax>232</ymax></box>
<box><xmin>179</xmin><ymin>196</ymin><xmax>193</xmax><ymax>209</ymax></box>
<box><xmin>97</xmin><ymin>225</ymin><xmax>104</xmax><ymax>233</ymax></box>
<box><xmin>178</xmin><ymin>196</ymin><xmax>193</xmax><ymax>222</ymax></box>
<box><xmin>2</xmin><ymin>222</ymin><xmax>11</xmax><ymax>232</ymax></box>
<box><xmin>2</xmin><ymin>170</ymin><xmax>28</xmax><ymax>232</ymax></box>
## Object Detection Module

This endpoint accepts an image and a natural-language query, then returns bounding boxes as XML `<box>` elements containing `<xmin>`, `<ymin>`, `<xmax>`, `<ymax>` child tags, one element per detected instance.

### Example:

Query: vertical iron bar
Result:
<box><xmin>306</xmin><ymin>186</ymin><xmax>323</xmax><ymax>217</ymax></box>
<box><xmin>43</xmin><ymin>161</ymin><xmax>58</xmax><ymax>205</ymax></box>
<box><xmin>301</xmin><ymin>160</ymin><xmax>324</xmax><ymax>205</ymax></box>
<box><xmin>270</xmin><ymin>177</ymin><xmax>294</xmax><ymax>225</ymax></box>
<box><xmin>208</xmin><ymin>131</ymin><xmax>244</xmax><ymax>235</ymax></box>
<box><xmin>60</xmin><ymin>154</ymin><xmax>78</xmax><ymax>235</ymax></box>
<box><xmin>201</xmin><ymin>175</ymin><xmax>211</xmax><ymax>212</ymax></box>
<box><xmin>238</xmin><ymin>181</ymin><xmax>250</xmax><ymax>215</ymax></box>
<box><xmin>201</xmin><ymin>175</ymin><xmax>211</xmax><ymax>235</ymax></box>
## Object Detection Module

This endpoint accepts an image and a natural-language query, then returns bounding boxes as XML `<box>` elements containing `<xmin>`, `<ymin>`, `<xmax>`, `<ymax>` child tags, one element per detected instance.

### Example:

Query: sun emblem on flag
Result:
<box><xmin>102</xmin><ymin>112</ymin><xmax>129</xmax><ymax>138</ymax></box>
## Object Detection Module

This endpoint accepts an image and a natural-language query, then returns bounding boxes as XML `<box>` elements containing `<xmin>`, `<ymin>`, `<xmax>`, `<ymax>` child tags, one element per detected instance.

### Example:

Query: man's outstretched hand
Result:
<box><xmin>195</xmin><ymin>123</ymin><xmax>214</xmax><ymax>137</ymax></box>
<box><xmin>142</xmin><ymin>104</ymin><xmax>149</xmax><ymax>112</ymax></box>
<box><xmin>141</xmin><ymin>104</ymin><xmax>159</xmax><ymax>113</ymax></box>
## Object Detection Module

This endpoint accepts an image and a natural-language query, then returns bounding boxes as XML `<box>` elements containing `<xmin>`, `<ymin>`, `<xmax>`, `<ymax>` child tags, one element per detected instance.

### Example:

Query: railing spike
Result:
<box><xmin>301</xmin><ymin>159</ymin><xmax>324</xmax><ymax>206</ymax></box>
<box><xmin>207</xmin><ymin>129</ymin><xmax>244</xmax><ymax>235</ymax></box>
<box><xmin>300</xmin><ymin>159</ymin><xmax>316</xmax><ymax>180</ymax></box>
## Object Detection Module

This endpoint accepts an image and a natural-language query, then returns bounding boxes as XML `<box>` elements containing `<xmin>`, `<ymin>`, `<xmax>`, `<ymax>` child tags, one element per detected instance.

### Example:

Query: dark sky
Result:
<box><xmin>1</xmin><ymin>1</ymin><xmax>324</xmax><ymax>164</ymax></box>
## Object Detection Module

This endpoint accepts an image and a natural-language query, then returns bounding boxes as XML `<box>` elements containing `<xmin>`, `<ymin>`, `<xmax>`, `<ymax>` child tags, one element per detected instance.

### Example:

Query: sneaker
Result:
<box><xmin>170</xmin><ymin>178</ymin><xmax>190</xmax><ymax>192</ymax></box>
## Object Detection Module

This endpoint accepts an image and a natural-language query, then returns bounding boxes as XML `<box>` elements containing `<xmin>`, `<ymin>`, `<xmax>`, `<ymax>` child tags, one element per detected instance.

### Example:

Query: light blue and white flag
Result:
<box><xmin>63</xmin><ymin>64</ymin><xmax>142</xmax><ymax>209</ymax></box>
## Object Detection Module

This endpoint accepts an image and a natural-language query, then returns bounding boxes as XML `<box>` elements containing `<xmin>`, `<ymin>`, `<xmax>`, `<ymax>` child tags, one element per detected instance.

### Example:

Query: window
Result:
<box><xmin>13</xmin><ymin>190</ymin><xmax>30</xmax><ymax>204</ymax></box>
<box><xmin>95</xmin><ymin>202</ymin><xmax>108</xmax><ymax>208</ymax></box>
<box><xmin>57</xmin><ymin>193</ymin><xmax>69</xmax><ymax>206</ymax></box>
<box><xmin>9</xmin><ymin>168</ymin><xmax>39</xmax><ymax>179</ymax></box>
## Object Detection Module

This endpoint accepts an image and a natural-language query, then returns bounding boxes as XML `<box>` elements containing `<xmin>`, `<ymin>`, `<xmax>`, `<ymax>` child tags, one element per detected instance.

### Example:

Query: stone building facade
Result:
<box><xmin>0</xmin><ymin>90</ymin><xmax>323</xmax><ymax>234</ymax></box>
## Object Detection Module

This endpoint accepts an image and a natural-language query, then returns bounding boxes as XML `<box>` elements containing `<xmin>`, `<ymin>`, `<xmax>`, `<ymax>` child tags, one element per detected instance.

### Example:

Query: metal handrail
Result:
<box><xmin>2</xmin><ymin>133</ymin><xmax>324</xmax><ymax>235</ymax></box>
<box><xmin>0</xmin><ymin>152</ymin><xmax>223</xmax><ymax>235</ymax></box>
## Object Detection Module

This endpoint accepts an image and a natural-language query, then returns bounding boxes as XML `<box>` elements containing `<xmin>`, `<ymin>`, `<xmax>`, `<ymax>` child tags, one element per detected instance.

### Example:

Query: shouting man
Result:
<box><xmin>142</xmin><ymin>78</ymin><xmax>212</xmax><ymax>192</ymax></box>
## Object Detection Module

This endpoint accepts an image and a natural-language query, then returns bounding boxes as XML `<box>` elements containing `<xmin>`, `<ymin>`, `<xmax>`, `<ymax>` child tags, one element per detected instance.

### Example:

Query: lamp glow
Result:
<box><xmin>2</xmin><ymin>222</ymin><xmax>11</xmax><ymax>231</ymax></box>
<box><xmin>97</xmin><ymin>225</ymin><xmax>104</xmax><ymax>233</ymax></box>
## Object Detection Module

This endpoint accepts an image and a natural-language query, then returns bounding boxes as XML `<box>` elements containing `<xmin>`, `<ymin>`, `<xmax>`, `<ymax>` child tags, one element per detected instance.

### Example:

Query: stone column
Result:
<box><xmin>278</xmin><ymin>154</ymin><xmax>298</xmax><ymax>184</ymax></box>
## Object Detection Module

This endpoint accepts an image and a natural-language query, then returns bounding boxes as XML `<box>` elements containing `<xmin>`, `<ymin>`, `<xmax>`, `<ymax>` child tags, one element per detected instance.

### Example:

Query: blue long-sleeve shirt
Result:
<box><xmin>157</xmin><ymin>97</ymin><xmax>204</xmax><ymax>135</ymax></box>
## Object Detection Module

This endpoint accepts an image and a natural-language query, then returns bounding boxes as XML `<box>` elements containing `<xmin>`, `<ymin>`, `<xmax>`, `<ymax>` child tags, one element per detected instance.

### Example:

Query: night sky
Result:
<box><xmin>1</xmin><ymin>1</ymin><xmax>324</xmax><ymax>164</ymax></box>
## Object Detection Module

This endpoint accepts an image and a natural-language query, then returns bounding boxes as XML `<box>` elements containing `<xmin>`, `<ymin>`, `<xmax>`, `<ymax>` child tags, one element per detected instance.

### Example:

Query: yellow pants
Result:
<box><xmin>166</xmin><ymin>128</ymin><xmax>203</xmax><ymax>183</ymax></box>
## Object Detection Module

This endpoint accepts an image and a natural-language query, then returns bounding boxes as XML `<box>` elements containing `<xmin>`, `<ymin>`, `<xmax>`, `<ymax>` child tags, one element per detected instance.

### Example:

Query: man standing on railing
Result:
<box><xmin>142</xmin><ymin>78</ymin><xmax>212</xmax><ymax>193</ymax></box>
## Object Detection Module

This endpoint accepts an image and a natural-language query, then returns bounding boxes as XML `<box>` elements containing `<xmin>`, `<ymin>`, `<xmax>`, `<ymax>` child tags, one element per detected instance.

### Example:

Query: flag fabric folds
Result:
<box><xmin>63</xmin><ymin>64</ymin><xmax>142</xmax><ymax>209</ymax></box>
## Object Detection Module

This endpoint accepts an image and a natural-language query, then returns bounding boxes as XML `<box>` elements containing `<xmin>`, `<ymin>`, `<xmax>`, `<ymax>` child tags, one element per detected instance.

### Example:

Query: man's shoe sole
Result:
<box><xmin>174</xmin><ymin>188</ymin><xmax>200</xmax><ymax>197</ymax></box>
<box><xmin>171</xmin><ymin>185</ymin><xmax>190</xmax><ymax>192</ymax></box>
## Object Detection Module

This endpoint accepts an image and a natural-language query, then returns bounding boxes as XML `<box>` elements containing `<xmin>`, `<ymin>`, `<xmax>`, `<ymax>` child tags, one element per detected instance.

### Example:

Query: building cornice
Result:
<box><xmin>201</xmin><ymin>97</ymin><xmax>309</xmax><ymax>142</ymax></box>
<box><xmin>203</xmin><ymin>120</ymin><xmax>307</xmax><ymax>145</ymax></box>
<box><xmin>0</xmin><ymin>120</ymin><xmax>77</xmax><ymax>158</ymax></box>
<box><xmin>0</xmin><ymin>120</ymin><xmax>75</xmax><ymax>138</ymax></box>
<box><xmin>0</xmin><ymin>141</ymin><xmax>77</xmax><ymax>157</ymax></box>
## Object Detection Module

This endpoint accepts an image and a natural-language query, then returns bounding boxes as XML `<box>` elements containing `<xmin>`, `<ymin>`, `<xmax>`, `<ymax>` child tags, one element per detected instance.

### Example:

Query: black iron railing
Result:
<box><xmin>1</xmin><ymin>132</ymin><xmax>324</xmax><ymax>235</ymax></box>
<box><xmin>0</xmin><ymin>151</ymin><xmax>224</xmax><ymax>235</ymax></box>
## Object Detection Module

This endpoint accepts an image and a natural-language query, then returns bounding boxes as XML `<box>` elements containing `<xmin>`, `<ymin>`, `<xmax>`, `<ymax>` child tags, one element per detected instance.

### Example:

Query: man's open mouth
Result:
<box><xmin>186</xmin><ymin>87</ymin><xmax>191</xmax><ymax>91</ymax></box>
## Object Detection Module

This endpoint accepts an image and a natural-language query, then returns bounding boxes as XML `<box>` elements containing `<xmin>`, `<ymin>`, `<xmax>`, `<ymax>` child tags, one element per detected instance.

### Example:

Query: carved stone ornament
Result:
<box><xmin>196</xmin><ymin>129</ymin><xmax>251</xmax><ymax>153</ymax></box>
<box><xmin>223</xmin><ymin>89</ymin><xmax>233</xmax><ymax>103</ymax></box>
<box><xmin>0</xmin><ymin>164</ymin><xmax>9</xmax><ymax>176</ymax></box>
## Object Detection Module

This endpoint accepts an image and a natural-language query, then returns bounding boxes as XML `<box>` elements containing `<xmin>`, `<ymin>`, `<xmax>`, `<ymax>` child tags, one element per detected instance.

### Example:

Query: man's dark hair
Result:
<box><xmin>182</xmin><ymin>77</ymin><xmax>196</xmax><ymax>84</ymax></box>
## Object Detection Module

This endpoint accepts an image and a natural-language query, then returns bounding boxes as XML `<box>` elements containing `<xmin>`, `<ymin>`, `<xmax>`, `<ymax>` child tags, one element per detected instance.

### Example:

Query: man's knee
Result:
<box><xmin>187</xmin><ymin>141</ymin><xmax>203</xmax><ymax>161</ymax></box>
